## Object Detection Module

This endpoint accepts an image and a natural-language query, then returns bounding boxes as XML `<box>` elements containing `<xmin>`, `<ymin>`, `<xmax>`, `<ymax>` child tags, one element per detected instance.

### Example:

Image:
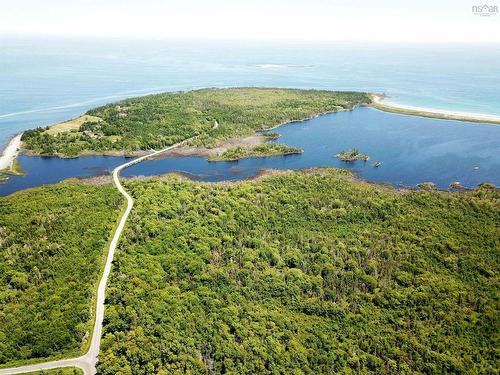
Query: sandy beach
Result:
<box><xmin>371</xmin><ymin>95</ymin><xmax>500</xmax><ymax>125</ymax></box>
<box><xmin>0</xmin><ymin>133</ymin><xmax>23</xmax><ymax>171</ymax></box>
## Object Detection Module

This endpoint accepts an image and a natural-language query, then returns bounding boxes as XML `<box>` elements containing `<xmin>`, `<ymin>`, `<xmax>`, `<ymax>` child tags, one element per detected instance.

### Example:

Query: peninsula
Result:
<box><xmin>371</xmin><ymin>94</ymin><xmax>500</xmax><ymax>125</ymax></box>
<box><xmin>0</xmin><ymin>134</ymin><xmax>23</xmax><ymax>173</ymax></box>
<box><xmin>20</xmin><ymin>88</ymin><xmax>370</xmax><ymax>158</ymax></box>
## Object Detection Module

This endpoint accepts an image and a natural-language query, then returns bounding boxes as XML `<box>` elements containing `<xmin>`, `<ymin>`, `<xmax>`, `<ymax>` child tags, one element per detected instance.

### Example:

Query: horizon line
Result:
<box><xmin>2</xmin><ymin>32</ymin><xmax>500</xmax><ymax>45</ymax></box>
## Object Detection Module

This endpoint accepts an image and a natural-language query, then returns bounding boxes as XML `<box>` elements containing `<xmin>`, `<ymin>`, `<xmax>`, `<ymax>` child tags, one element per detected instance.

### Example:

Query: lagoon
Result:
<box><xmin>1</xmin><ymin>107</ymin><xmax>499</xmax><ymax>196</ymax></box>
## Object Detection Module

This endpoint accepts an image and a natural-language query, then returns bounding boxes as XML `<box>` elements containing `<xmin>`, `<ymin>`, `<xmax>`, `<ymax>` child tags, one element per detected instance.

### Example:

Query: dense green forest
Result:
<box><xmin>0</xmin><ymin>182</ymin><xmax>122</xmax><ymax>366</ymax></box>
<box><xmin>21</xmin><ymin>88</ymin><xmax>370</xmax><ymax>157</ymax></box>
<box><xmin>208</xmin><ymin>143</ymin><xmax>303</xmax><ymax>161</ymax></box>
<box><xmin>98</xmin><ymin>170</ymin><xmax>499</xmax><ymax>374</ymax></box>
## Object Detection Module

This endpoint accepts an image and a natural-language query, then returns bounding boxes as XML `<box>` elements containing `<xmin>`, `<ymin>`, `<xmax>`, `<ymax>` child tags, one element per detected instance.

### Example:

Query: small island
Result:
<box><xmin>335</xmin><ymin>148</ymin><xmax>370</xmax><ymax>162</ymax></box>
<box><xmin>208</xmin><ymin>143</ymin><xmax>303</xmax><ymax>161</ymax></box>
<box><xmin>449</xmin><ymin>181</ymin><xmax>464</xmax><ymax>190</ymax></box>
<box><xmin>417</xmin><ymin>182</ymin><xmax>437</xmax><ymax>190</ymax></box>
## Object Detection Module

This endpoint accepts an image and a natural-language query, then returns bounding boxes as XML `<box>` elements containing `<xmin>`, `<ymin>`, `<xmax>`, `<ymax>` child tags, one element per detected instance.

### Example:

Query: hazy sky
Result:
<box><xmin>1</xmin><ymin>0</ymin><xmax>499</xmax><ymax>42</ymax></box>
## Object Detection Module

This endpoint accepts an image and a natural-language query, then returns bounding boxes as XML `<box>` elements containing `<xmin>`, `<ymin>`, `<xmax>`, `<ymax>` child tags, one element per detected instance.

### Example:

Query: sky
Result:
<box><xmin>1</xmin><ymin>0</ymin><xmax>499</xmax><ymax>43</ymax></box>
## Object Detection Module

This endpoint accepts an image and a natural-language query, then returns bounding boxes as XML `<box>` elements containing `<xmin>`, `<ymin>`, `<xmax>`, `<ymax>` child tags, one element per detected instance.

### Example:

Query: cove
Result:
<box><xmin>1</xmin><ymin>107</ymin><xmax>499</xmax><ymax>196</ymax></box>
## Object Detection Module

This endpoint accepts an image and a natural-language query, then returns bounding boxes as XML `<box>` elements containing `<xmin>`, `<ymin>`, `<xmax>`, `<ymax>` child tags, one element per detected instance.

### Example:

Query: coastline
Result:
<box><xmin>370</xmin><ymin>94</ymin><xmax>500</xmax><ymax>125</ymax></box>
<box><xmin>7</xmin><ymin>91</ymin><xmax>500</xmax><ymax>165</ymax></box>
<box><xmin>0</xmin><ymin>133</ymin><xmax>23</xmax><ymax>172</ymax></box>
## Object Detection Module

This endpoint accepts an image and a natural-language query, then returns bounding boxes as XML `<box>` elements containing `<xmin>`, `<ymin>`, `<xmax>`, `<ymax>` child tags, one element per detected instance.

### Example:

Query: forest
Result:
<box><xmin>21</xmin><ymin>88</ymin><xmax>370</xmax><ymax>157</ymax></box>
<box><xmin>0</xmin><ymin>182</ymin><xmax>122</xmax><ymax>366</ymax></box>
<box><xmin>96</xmin><ymin>169</ymin><xmax>499</xmax><ymax>374</ymax></box>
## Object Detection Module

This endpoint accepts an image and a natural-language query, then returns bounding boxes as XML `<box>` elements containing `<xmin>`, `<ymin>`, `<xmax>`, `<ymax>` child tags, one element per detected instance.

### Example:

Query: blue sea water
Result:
<box><xmin>1</xmin><ymin>36</ymin><xmax>499</xmax><ymax>195</ymax></box>
<box><xmin>1</xmin><ymin>37</ymin><xmax>500</xmax><ymax>149</ymax></box>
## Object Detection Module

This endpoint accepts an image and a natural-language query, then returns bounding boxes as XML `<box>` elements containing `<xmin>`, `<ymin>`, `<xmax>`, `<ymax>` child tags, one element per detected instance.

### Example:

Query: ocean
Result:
<box><xmin>1</xmin><ymin>36</ymin><xmax>500</xmax><ymax>150</ymax></box>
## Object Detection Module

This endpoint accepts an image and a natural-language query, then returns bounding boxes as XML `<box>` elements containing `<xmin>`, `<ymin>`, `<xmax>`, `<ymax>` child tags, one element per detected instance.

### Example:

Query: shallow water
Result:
<box><xmin>2</xmin><ymin>107</ymin><xmax>499</xmax><ymax>196</ymax></box>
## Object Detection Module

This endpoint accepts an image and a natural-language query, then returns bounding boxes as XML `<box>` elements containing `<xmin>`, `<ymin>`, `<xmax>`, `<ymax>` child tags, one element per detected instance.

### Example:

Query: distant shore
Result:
<box><xmin>0</xmin><ymin>133</ymin><xmax>23</xmax><ymax>172</ymax></box>
<box><xmin>371</xmin><ymin>95</ymin><xmax>500</xmax><ymax>125</ymax></box>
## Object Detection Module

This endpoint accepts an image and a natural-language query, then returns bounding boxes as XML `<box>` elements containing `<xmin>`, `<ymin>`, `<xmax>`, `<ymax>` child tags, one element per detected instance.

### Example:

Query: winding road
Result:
<box><xmin>0</xmin><ymin>138</ymin><xmax>194</xmax><ymax>375</ymax></box>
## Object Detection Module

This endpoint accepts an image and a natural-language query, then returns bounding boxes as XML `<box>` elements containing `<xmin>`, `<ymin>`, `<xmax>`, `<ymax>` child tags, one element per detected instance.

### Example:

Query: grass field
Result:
<box><xmin>44</xmin><ymin>115</ymin><xmax>103</xmax><ymax>135</ymax></box>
